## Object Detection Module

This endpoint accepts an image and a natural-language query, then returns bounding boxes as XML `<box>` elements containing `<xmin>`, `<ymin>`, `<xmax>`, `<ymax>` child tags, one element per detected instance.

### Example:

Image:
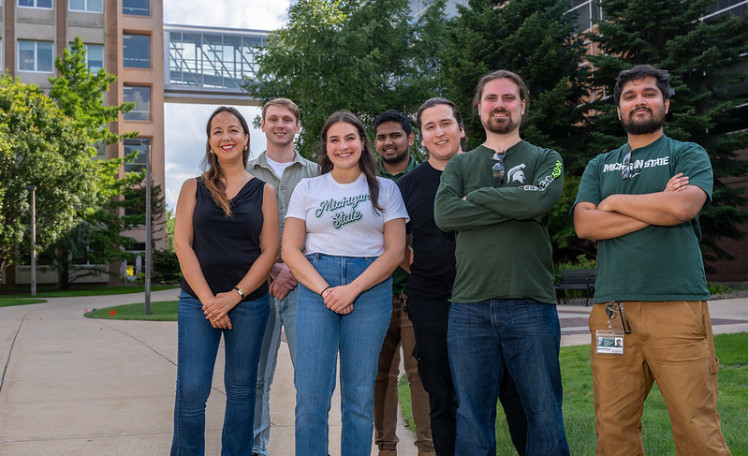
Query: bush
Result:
<box><xmin>135</xmin><ymin>249</ymin><xmax>182</xmax><ymax>284</ymax></box>
<box><xmin>708</xmin><ymin>283</ymin><xmax>732</xmax><ymax>295</ymax></box>
<box><xmin>554</xmin><ymin>254</ymin><xmax>597</xmax><ymax>300</ymax></box>
<box><xmin>555</xmin><ymin>254</ymin><xmax>596</xmax><ymax>283</ymax></box>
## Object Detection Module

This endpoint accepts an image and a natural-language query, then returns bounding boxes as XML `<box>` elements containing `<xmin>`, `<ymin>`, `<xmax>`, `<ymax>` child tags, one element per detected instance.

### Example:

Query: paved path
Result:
<box><xmin>0</xmin><ymin>290</ymin><xmax>746</xmax><ymax>455</ymax></box>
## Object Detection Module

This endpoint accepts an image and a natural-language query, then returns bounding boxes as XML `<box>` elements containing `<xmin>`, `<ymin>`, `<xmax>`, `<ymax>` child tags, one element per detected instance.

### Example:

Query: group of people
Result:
<box><xmin>169</xmin><ymin>64</ymin><xmax>733</xmax><ymax>456</ymax></box>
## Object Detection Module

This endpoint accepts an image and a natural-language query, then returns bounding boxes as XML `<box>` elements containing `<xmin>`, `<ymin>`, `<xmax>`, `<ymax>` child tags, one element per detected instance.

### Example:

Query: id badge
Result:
<box><xmin>596</xmin><ymin>329</ymin><xmax>624</xmax><ymax>355</ymax></box>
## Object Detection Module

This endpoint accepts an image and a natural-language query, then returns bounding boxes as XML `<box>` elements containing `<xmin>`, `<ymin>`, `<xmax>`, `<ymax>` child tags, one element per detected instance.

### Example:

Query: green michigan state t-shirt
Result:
<box><xmin>574</xmin><ymin>135</ymin><xmax>712</xmax><ymax>303</ymax></box>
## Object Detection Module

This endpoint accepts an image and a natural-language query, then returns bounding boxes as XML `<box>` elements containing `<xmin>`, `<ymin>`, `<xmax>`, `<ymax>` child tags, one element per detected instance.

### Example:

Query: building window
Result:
<box><xmin>124</xmin><ymin>85</ymin><xmax>151</xmax><ymax>121</ymax></box>
<box><xmin>84</xmin><ymin>44</ymin><xmax>104</xmax><ymax>72</ymax></box>
<box><xmin>124</xmin><ymin>138</ymin><xmax>150</xmax><ymax>174</ymax></box>
<box><xmin>69</xmin><ymin>0</ymin><xmax>103</xmax><ymax>12</ymax></box>
<box><xmin>122</xmin><ymin>0</ymin><xmax>149</xmax><ymax>16</ymax></box>
<box><xmin>18</xmin><ymin>40</ymin><xmax>54</xmax><ymax>73</ymax></box>
<box><xmin>123</xmin><ymin>33</ymin><xmax>151</xmax><ymax>68</ymax></box>
<box><xmin>18</xmin><ymin>0</ymin><xmax>52</xmax><ymax>8</ymax></box>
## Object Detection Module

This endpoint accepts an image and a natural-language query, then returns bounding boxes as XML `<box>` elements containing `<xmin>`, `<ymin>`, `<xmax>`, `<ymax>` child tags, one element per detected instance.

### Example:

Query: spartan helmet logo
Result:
<box><xmin>507</xmin><ymin>164</ymin><xmax>527</xmax><ymax>183</ymax></box>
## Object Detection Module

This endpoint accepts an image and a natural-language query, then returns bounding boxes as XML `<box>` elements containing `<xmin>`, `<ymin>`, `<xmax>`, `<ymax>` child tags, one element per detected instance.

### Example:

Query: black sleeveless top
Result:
<box><xmin>180</xmin><ymin>177</ymin><xmax>268</xmax><ymax>301</ymax></box>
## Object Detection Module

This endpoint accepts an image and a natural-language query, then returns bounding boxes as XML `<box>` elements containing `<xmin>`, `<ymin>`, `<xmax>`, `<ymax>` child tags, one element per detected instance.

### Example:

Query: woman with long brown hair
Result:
<box><xmin>283</xmin><ymin>111</ymin><xmax>407</xmax><ymax>456</ymax></box>
<box><xmin>171</xmin><ymin>106</ymin><xmax>279</xmax><ymax>455</ymax></box>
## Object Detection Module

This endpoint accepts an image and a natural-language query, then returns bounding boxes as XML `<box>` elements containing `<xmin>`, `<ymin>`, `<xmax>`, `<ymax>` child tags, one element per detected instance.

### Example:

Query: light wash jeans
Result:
<box><xmin>448</xmin><ymin>299</ymin><xmax>570</xmax><ymax>456</ymax></box>
<box><xmin>294</xmin><ymin>254</ymin><xmax>392</xmax><ymax>456</ymax></box>
<box><xmin>171</xmin><ymin>290</ymin><xmax>269</xmax><ymax>456</ymax></box>
<box><xmin>252</xmin><ymin>286</ymin><xmax>298</xmax><ymax>456</ymax></box>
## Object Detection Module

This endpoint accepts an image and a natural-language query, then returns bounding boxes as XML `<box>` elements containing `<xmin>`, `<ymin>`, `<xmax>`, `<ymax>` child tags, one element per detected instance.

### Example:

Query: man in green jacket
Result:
<box><xmin>434</xmin><ymin>70</ymin><xmax>569</xmax><ymax>456</ymax></box>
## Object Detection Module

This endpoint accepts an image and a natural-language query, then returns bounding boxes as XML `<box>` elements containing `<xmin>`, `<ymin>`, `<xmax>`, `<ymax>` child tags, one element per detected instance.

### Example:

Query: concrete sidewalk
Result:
<box><xmin>0</xmin><ymin>289</ymin><xmax>417</xmax><ymax>456</ymax></box>
<box><xmin>0</xmin><ymin>290</ymin><xmax>746</xmax><ymax>455</ymax></box>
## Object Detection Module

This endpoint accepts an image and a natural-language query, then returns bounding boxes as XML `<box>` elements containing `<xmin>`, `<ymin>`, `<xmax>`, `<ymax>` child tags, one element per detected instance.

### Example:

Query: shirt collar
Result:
<box><xmin>378</xmin><ymin>155</ymin><xmax>416</xmax><ymax>178</ymax></box>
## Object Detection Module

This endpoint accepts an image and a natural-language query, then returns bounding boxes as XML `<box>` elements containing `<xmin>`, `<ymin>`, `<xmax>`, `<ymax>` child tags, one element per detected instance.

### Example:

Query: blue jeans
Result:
<box><xmin>171</xmin><ymin>290</ymin><xmax>269</xmax><ymax>456</ymax></box>
<box><xmin>252</xmin><ymin>286</ymin><xmax>298</xmax><ymax>456</ymax></box>
<box><xmin>294</xmin><ymin>254</ymin><xmax>392</xmax><ymax>456</ymax></box>
<box><xmin>448</xmin><ymin>299</ymin><xmax>570</xmax><ymax>456</ymax></box>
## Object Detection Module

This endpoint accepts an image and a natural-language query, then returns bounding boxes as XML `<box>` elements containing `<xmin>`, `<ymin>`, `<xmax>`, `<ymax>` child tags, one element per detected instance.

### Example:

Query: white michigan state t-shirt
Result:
<box><xmin>285</xmin><ymin>173</ymin><xmax>408</xmax><ymax>257</ymax></box>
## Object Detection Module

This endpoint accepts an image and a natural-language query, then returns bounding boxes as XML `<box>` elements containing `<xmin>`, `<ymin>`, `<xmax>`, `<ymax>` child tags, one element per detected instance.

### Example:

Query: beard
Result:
<box><xmin>380</xmin><ymin>149</ymin><xmax>409</xmax><ymax>164</ymax></box>
<box><xmin>483</xmin><ymin>110</ymin><xmax>521</xmax><ymax>135</ymax></box>
<box><xmin>621</xmin><ymin>107</ymin><xmax>665</xmax><ymax>135</ymax></box>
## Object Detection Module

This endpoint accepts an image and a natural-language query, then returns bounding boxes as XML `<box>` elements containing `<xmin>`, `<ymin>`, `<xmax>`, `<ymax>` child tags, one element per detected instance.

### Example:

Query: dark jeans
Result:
<box><xmin>448</xmin><ymin>299</ymin><xmax>570</xmax><ymax>456</ymax></box>
<box><xmin>407</xmin><ymin>296</ymin><xmax>527</xmax><ymax>456</ymax></box>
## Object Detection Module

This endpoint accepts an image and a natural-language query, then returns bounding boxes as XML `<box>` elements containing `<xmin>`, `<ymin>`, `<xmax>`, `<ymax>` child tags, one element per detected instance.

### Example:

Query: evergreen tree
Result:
<box><xmin>586</xmin><ymin>0</ymin><xmax>748</xmax><ymax>262</ymax></box>
<box><xmin>441</xmin><ymin>0</ymin><xmax>590</xmax><ymax>161</ymax></box>
<box><xmin>441</xmin><ymin>0</ymin><xmax>591</xmax><ymax>255</ymax></box>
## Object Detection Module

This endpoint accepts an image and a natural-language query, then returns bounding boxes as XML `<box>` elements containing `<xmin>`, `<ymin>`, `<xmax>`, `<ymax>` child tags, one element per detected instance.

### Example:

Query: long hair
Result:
<box><xmin>201</xmin><ymin>106</ymin><xmax>250</xmax><ymax>216</ymax></box>
<box><xmin>471</xmin><ymin>70</ymin><xmax>531</xmax><ymax>115</ymax></box>
<box><xmin>318</xmin><ymin>111</ymin><xmax>383</xmax><ymax>213</ymax></box>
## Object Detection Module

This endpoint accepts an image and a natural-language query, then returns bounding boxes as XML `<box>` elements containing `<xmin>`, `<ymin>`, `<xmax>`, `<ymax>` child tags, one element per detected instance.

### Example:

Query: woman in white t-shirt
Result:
<box><xmin>283</xmin><ymin>111</ymin><xmax>408</xmax><ymax>456</ymax></box>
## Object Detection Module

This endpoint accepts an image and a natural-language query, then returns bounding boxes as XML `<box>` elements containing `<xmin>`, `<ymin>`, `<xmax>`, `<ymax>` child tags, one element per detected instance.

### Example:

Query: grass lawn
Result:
<box><xmin>0</xmin><ymin>284</ymin><xmax>177</xmax><ymax>299</ymax></box>
<box><xmin>0</xmin><ymin>297</ymin><xmax>47</xmax><ymax>307</ymax></box>
<box><xmin>84</xmin><ymin>300</ymin><xmax>178</xmax><ymax>321</ymax></box>
<box><xmin>399</xmin><ymin>332</ymin><xmax>748</xmax><ymax>455</ymax></box>
<box><xmin>0</xmin><ymin>285</ymin><xmax>179</xmax><ymax>309</ymax></box>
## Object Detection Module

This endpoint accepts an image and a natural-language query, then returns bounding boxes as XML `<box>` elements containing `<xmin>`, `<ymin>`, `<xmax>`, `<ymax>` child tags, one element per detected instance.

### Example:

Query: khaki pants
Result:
<box><xmin>374</xmin><ymin>294</ymin><xmax>433</xmax><ymax>452</ymax></box>
<box><xmin>589</xmin><ymin>301</ymin><xmax>731</xmax><ymax>456</ymax></box>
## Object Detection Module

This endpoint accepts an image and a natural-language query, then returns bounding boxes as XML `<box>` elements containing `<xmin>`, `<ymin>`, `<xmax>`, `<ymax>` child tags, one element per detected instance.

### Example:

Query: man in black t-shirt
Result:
<box><xmin>397</xmin><ymin>98</ymin><xmax>527</xmax><ymax>456</ymax></box>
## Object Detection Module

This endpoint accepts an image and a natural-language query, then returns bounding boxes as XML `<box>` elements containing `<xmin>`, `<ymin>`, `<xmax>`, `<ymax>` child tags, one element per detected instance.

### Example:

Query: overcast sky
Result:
<box><xmin>161</xmin><ymin>1</ymin><xmax>291</xmax><ymax>210</ymax></box>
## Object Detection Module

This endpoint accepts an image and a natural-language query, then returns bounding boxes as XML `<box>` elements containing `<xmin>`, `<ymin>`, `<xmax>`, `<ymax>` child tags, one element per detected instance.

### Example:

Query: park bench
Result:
<box><xmin>555</xmin><ymin>268</ymin><xmax>596</xmax><ymax>306</ymax></box>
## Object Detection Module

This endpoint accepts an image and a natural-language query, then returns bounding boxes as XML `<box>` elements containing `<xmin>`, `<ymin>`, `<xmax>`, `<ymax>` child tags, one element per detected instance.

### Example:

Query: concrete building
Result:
<box><xmin>2</xmin><ymin>0</ymin><xmax>165</xmax><ymax>285</ymax></box>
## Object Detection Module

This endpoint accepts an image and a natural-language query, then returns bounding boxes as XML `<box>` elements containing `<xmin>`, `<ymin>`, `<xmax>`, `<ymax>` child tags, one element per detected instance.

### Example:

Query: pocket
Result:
<box><xmin>685</xmin><ymin>300</ymin><xmax>707</xmax><ymax>334</ymax></box>
<box><xmin>588</xmin><ymin>303</ymin><xmax>609</xmax><ymax>331</ymax></box>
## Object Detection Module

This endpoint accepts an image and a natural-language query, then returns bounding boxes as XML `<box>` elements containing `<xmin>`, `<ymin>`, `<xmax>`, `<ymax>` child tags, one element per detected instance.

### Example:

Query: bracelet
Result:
<box><xmin>233</xmin><ymin>286</ymin><xmax>245</xmax><ymax>299</ymax></box>
<box><xmin>319</xmin><ymin>286</ymin><xmax>330</xmax><ymax>297</ymax></box>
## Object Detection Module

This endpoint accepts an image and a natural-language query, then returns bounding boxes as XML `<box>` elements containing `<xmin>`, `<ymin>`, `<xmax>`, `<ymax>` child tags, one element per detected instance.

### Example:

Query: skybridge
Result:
<box><xmin>164</xmin><ymin>24</ymin><xmax>269</xmax><ymax>106</ymax></box>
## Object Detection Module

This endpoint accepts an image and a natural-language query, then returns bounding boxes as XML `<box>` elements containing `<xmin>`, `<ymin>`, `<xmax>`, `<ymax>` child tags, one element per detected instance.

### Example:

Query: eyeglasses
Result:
<box><xmin>621</xmin><ymin>150</ymin><xmax>633</xmax><ymax>180</ymax></box>
<box><xmin>492</xmin><ymin>152</ymin><xmax>505</xmax><ymax>184</ymax></box>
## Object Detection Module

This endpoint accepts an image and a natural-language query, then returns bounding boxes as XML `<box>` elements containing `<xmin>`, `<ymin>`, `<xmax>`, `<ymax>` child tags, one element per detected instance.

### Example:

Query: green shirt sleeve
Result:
<box><xmin>675</xmin><ymin>142</ymin><xmax>713</xmax><ymax>206</ymax></box>
<box><xmin>434</xmin><ymin>156</ymin><xmax>519</xmax><ymax>232</ymax></box>
<box><xmin>465</xmin><ymin>149</ymin><xmax>564</xmax><ymax>220</ymax></box>
<box><xmin>572</xmin><ymin>154</ymin><xmax>603</xmax><ymax>211</ymax></box>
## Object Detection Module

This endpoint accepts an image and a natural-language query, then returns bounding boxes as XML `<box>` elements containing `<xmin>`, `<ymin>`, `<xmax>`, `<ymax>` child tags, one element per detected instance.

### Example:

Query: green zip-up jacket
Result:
<box><xmin>434</xmin><ymin>141</ymin><xmax>563</xmax><ymax>304</ymax></box>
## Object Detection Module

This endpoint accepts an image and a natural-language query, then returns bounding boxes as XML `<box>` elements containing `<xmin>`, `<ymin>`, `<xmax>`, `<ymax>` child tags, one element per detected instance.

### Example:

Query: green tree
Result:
<box><xmin>50</xmin><ymin>37</ymin><xmax>135</xmax><ymax>147</ymax></box>
<box><xmin>586</xmin><ymin>0</ymin><xmax>748</xmax><ymax>263</ymax></box>
<box><xmin>0</xmin><ymin>74</ymin><xmax>103</xmax><ymax>286</ymax></box>
<box><xmin>440</xmin><ymin>0</ymin><xmax>591</xmax><ymax>257</ymax></box>
<box><xmin>245</xmin><ymin>0</ymin><xmax>448</xmax><ymax>158</ymax></box>
<box><xmin>43</xmin><ymin>37</ymin><xmax>144</xmax><ymax>288</ymax></box>
<box><xmin>441</xmin><ymin>0</ymin><xmax>590</xmax><ymax>160</ymax></box>
<box><xmin>164</xmin><ymin>208</ymin><xmax>176</xmax><ymax>252</ymax></box>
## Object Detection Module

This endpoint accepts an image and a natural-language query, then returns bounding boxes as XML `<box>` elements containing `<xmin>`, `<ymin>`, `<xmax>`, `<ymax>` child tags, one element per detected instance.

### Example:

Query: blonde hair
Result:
<box><xmin>261</xmin><ymin>98</ymin><xmax>300</xmax><ymax>123</ymax></box>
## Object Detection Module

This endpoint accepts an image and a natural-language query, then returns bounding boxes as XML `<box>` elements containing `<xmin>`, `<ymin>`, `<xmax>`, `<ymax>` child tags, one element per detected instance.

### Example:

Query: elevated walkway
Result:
<box><xmin>164</xmin><ymin>24</ymin><xmax>269</xmax><ymax>106</ymax></box>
